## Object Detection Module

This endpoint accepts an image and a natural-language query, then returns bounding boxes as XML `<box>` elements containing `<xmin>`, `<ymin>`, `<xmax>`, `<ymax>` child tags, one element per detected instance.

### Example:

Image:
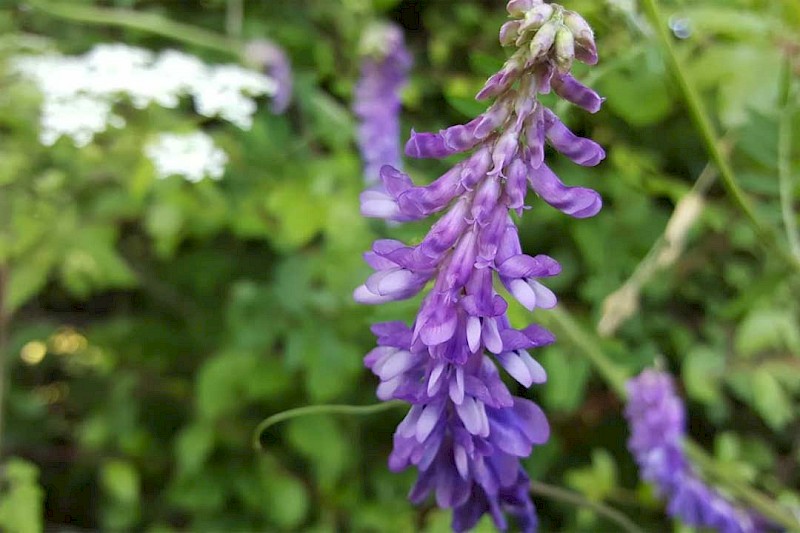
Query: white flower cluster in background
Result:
<box><xmin>13</xmin><ymin>43</ymin><xmax>277</xmax><ymax>147</ymax></box>
<box><xmin>145</xmin><ymin>132</ymin><xmax>228</xmax><ymax>183</ymax></box>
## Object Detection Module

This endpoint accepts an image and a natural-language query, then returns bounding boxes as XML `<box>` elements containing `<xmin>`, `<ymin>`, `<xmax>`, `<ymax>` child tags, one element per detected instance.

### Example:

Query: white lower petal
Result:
<box><xmin>531</xmin><ymin>280</ymin><xmax>557</xmax><ymax>308</ymax></box>
<box><xmin>353</xmin><ymin>284</ymin><xmax>388</xmax><ymax>304</ymax></box>
<box><xmin>509</xmin><ymin>278</ymin><xmax>537</xmax><ymax>310</ymax></box>
<box><xmin>466</xmin><ymin>316</ymin><xmax>482</xmax><ymax>352</ymax></box>
<box><xmin>483</xmin><ymin>317</ymin><xmax>503</xmax><ymax>354</ymax></box>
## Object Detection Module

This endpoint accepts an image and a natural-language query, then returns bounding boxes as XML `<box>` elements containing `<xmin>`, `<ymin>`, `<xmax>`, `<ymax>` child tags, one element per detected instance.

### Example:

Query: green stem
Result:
<box><xmin>640</xmin><ymin>0</ymin><xmax>800</xmax><ymax>273</ymax></box>
<box><xmin>778</xmin><ymin>57</ymin><xmax>800</xmax><ymax>258</ymax></box>
<box><xmin>685</xmin><ymin>442</ymin><xmax>800</xmax><ymax>531</ymax></box>
<box><xmin>530</xmin><ymin>480</ymin><xmax>646</xmax><ymax>533</ymax></box>
<box><xmin>0</xmin><ymin>266</ymin><xmax>9</xmax><ymax>458</ymax></box>
<box><xmin>597</xmin><ymin>156</ymin><xmax>722</xmax><ymax>337</ymax></box>
<box><xmin>546</xmin><ymin>304</ymin><xmax>800</xmax><ymax>530</ymax></box>
<box><xmin>225</xmin><ymin>0</ymin><xmax>244</xmax><ymax>40</ymax></box>
<box><xmin>27</xmin><ymin>0</ymin><xmax>243</xmax><ymax>58</ymax></box>
<box><xmin>538</xmin><ymin>306</ymin><xmax>629</xmax><ymax>396</ymax></box>
<box><xmin>253</xmin><ymin>400</ymin><xmax>405</xmax><ymax>451</ymax></box>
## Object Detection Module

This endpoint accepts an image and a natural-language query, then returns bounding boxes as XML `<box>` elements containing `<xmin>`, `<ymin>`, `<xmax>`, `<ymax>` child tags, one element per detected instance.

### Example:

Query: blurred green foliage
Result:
<box><xmin>0</xmin><ymin>0</ymin><xmax>798</xmax><ymax>531</ymax></box>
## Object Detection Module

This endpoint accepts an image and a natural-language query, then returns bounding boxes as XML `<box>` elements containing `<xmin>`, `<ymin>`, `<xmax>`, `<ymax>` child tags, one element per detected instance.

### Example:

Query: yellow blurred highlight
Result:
<box><xmin>50</xmin><ymin>328</ymin><xmax>88</xmax><ymax>355</ymax></box>
<box><xmin>34</xmin><ymin>382</ymin><xmax>69</xmax><ymax>404</ymax></box>
<box><xmin>20</xmin><ymin>341</ymin><xmax>47</xmax><ymax>365</ymax></box>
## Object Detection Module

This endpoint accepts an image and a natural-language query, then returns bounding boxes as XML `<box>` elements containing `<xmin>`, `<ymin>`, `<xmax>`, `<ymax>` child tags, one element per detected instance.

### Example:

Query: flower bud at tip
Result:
<box><xmin>554</xmin><ymin>26</ymin><xmax>575</xmax><ymax>72</ymax></box>
<box><xmin>499</xmin><ymin>20</ymin><xmax>522</xmax><ymax>46</ymax></box>
<box><xmin>528</xmin><ymin>20</ymin><xmax>557</xmax><ymax>62</ymax></box>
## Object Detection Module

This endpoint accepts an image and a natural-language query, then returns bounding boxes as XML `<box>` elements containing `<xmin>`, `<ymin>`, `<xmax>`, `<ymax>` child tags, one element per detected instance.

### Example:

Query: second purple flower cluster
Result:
<box><xmin>626</xmin><ymin>370</ymin><xmax>770</xmax><ymax>533</ymax></box>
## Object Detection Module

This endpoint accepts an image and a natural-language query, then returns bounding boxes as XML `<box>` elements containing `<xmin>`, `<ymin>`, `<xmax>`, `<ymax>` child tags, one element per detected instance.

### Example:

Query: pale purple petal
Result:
<box><xmin>552</xmin><ymin>73</ymin><xmax>604</xmax><ymax>113</ymax></box>
<box><xmin>527</xmin><ymin>163</ymin><xmax>602</xmax><ymax>218</ymax></box>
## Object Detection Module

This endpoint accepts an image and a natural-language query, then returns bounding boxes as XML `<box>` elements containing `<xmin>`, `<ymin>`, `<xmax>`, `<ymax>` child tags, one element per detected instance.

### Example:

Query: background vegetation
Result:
<box><xmin>0</xmin><ymin>0</ymin><xmax>798</xmax><ymax>531</ymax></box>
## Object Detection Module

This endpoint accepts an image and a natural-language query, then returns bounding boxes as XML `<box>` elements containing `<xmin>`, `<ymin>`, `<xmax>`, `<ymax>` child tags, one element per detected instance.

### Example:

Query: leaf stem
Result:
<box><xmin>253</xmin><ymin>400</ymin><xmax>405</xmax><ymax>451</ymax></box>
<box><xmin>640</xmin><ymin>0</ymin><xmax>800</xmax><ymax>273</ymax></box>
<box><xmin>778</xmin><ymin>57</ymin><xmax>800</xmax><ymax>258</ymax></box>
<box><xmin>597</xmin><ymin>155</ymin><xmax>722</xmax><ymax>337</ymax></box>
<box><xmin>0</xmin><ymin>266</ymin><xmax>9</xmax><ymax>457</ymax></box>
<box><xmin>26</xmin><ymin>0</ymin><xmax>243</xmax><ymax>58</ymax></box>
<box><xmin>538</xmin><ymin>306</ymin><xmax>629</xmax><ymax>396</ymax></box>
<box><xmin>225</xmin><ymin>0</ymin><xmax>244</xmax><ymax>40</ymax></box>
<box><xmin>530</xmin><ymin>480</ymin><xmax>646</xmax><ymax>533</ymax></box>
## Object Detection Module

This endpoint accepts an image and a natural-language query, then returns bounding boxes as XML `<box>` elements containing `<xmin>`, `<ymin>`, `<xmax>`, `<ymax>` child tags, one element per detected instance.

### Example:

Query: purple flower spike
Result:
<box><xmin>354</xmin><ymin>23</ymin><xmax>412</xmax><ymax>184</ymax></box>
<box><xmin>356</xmin><ymin>3</ymin><xmax>606</xmax><ymax>531</ymax></box>
<box><xmin>626</xmin><ymin>370</ymin><xmax>771</xmax><ymax>533</ymax></box>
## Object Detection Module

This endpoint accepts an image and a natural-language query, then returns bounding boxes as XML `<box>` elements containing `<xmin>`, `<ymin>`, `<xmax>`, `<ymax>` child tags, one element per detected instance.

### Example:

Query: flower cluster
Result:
<box><xmin>625</xmin><ymin>370</ymin><xmax>768</xmax><ymax>533</ymax></box>
<box><xmin>353</xmin><ymin>22</ymin><xmax>412</xmax><ymax>184</ymax></box>
<box><xmin>355</xmin><ymin>1</ymin><xmax>605</xmax><ymax>530</ymax></box>
<box><xmin>145</xmin><ymin>132</ymin><xmax>228</xmax><ymax>183</ymax></box>
<box><xmin>13</xmin><ymin>43</ymin><xmax>281</xmax><ymax>147</ymax></box>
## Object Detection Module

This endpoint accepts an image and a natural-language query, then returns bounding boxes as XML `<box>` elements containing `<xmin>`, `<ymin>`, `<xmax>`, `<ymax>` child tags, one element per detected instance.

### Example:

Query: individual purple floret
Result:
<box><xmin>625</xmin><ymin>370</ymin><xmax>769</xmax><ymax>533</ymax></box>
<box><xmin>355</xmin><ymin>2</ymin><xmax>604</xmax><ymax>530</ymax></box>
<box><xmin>354</xmin><ymin>22</ymin><xmax>413</xmax><ymax>184</ymax></box>
<box><xmin>244</xmin><ymin>39</ymin><xmax>293</xmax><ymax>113</ymax></box>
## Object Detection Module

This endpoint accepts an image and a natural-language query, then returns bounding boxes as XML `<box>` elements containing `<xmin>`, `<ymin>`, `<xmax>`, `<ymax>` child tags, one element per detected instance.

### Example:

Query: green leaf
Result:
<box><xmin>687</xmin><ymin>43</ymin><xmax>780</xmax><ymax>127</ymax></box>
<box><xmin>175</xmin><ymin>423</ymin><xmax>215</xmax><ymax>475</ymax></box>
<box><xmin>444</xmin><ymin>76</ymin><xmax>488</xmax><ymax>118</ymax></box>
<box><xmin>735</xmin><ymin>307</ymin><xmax>800</xmax><ymax>357</ymax></box>
<box><xmin>751</xmin><ymin>368</ymin><xmax>793</xmax><ymax>431</ymax></box>
<box><xmin>263</xmin><ymin>466</ymin><xmax>309</xmax><ymax>529</ymax></box>
<box><xmin>303</xmin><ymin>333</ymin><xmax>362</xmax><ymax>402</ymax></box>
<box><xmin>100</xmin><ymin>459</ymin><xmax>140</xmax><ymax>505</ymax></box>
<box><xmin>145</xmin><ymin>202</ymin><xmax>184</xmax><ymax>257</ymax></box>
<box><xmin>0</xmin><ymin>458</ymin><xmax>44</xmax><ymax>533</ymax></box>
<box><xmin>565</xmin><ymin>448</ymin><xmax>619</xmax><ymax>502</ymax></box>
<box><xmin>196</xmin><ymin>351</ymin><xmax>291</xmax><ymax>420</ymax></box>
<box><xmin>297</xmin><ymin>76</ymin><xmax>354</xmax><ymax>149</ymax></box>
<box><xmin>7</xmin><ymin>247</ymin><xmax>56</xmax><ymax>312</ymax></box>
<box><xmin>540</xmin><ymin>346</ymin><xmax>591</xmax><ymax>413</ymax></box>
<box><xmin>598</xmin><ymin>47</ymin><xmax>673</xmax><ymax>126</ymax></box>
<box><xmin>681</xmin><ymin>7</ymin><xmax>774</xmax><ymax>37</ymax></box>
<box><xmin>59</xmin><ymin>226</ymin><xmax>137</xmax><ymax>297</ymax></box>
<box><xmin>265</xmin><ymin>180</ymin><xmax>327</xmax><ymax>250</ymax></box>
<box><xmin>286</xmin><ymin>415</ymin><xmax>350</xmax><ymax>489</ymax></box>
<box><xmin>682</xmin><ymin>346</ymin><xmax>725</xmax><ymax>406</ymax></box>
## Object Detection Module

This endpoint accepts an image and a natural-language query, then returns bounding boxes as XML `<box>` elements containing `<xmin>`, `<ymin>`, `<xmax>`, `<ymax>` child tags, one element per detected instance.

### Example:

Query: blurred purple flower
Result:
<box><xmin>356</xmin><ymin>2</ymin><xmax>604</xmax><ymax>530</ymax></box>
<box><xmin>244</xmin><ymin>39</ymin><xmax>293</xmax><ymax>113</ymax></box>
<box><xmin>625</xmin><ymin>369</ymin><xmax>768</xmax><ymax>533</ymax></box>
<box><xmin>354</xmin><ymin>23</ymin><xmax>412</xmax><ymax>184</ymax></box>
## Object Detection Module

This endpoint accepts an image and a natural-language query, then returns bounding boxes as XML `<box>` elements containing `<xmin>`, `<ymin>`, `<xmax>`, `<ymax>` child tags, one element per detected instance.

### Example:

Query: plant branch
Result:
<box><xmin>253</xmin><ymin>401</ymin><xmax>405</xmax><ymax>451</ymax></box>
<box><xmin>597</xmin><ymin>158</ymin><xmax>720</xmax><ymax>336</ymax></box>
<box><xmin>538</xmin><ymin>306</ymin><xmax>629</xmax><ymax>396</ymax></box>
<box><xmin>225</xmin><ymin>0</ymin><xmax>244</xmax><ymax>40</ymax></box>
<box><xmin>778</xmin><ymin>57</ymin><xmax>800</xmax><ymax>258</ymax></box>
<box><xmin>0</xmin><ymin>266</ymin><xmax>9</xmax><ymax>457</ymax></box>
<box><xmin>640</xmin><ymin>0</ymin><xmax>800</xmax><ymax>273</ymax></box>
<box><xmin>26</xmin><ymin>0</ymin><xmax>243</xmax><ymax>58</ymax></box>
<box><xmin>530</xmin><ymin>480</ymin><xmax>646</xmax><ymax>533</ymax></box>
